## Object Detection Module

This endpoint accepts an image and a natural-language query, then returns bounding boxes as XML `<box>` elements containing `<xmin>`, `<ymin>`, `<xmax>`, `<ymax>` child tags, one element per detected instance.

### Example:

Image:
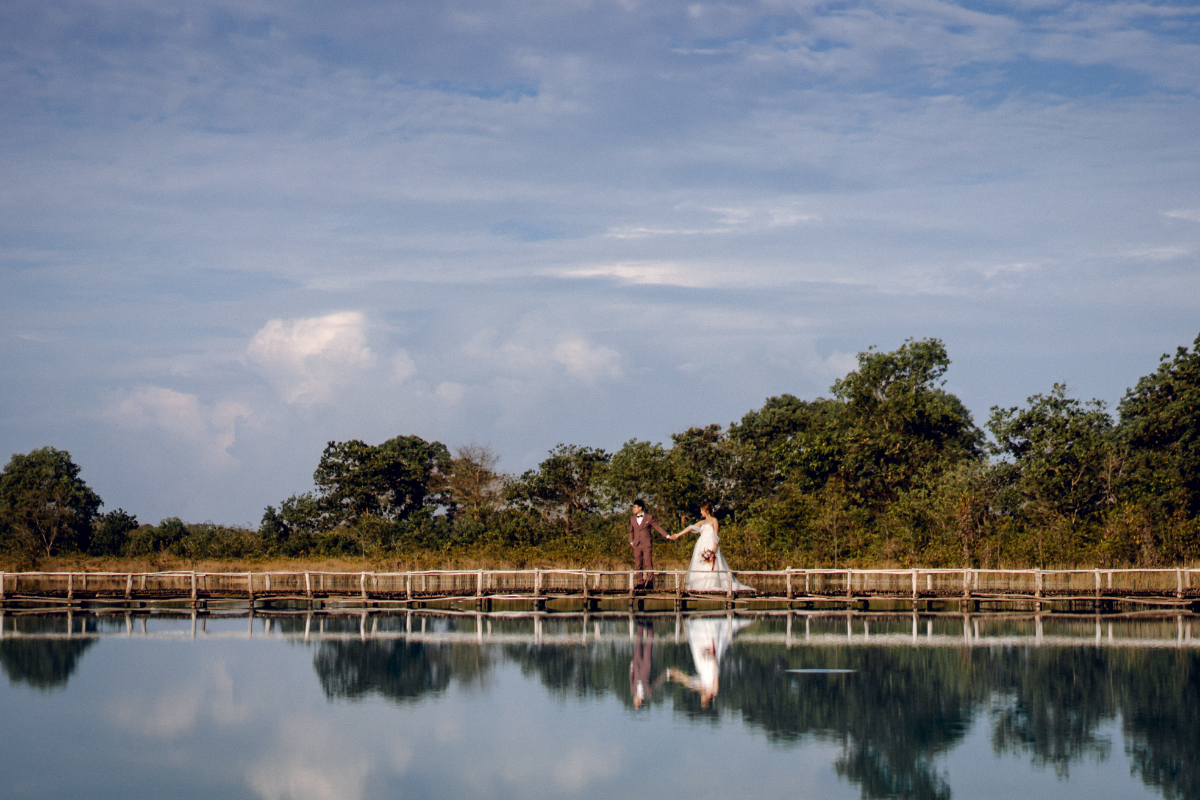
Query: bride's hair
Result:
<box><xmin>700</xmin><ymin>503</ymin><xmax>713</xmax><ymax>515</ymax></box>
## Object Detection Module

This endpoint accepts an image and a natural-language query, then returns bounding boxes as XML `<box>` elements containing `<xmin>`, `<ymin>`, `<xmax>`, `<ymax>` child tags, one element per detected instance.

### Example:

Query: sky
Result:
<box><xmin>2</xmin><ymin>0</ymin><xmax>1199</xmax><ymax>525</ymax></box>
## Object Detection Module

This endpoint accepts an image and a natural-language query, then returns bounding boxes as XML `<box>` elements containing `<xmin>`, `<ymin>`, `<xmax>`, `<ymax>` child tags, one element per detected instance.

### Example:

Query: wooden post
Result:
<box><xmin>804</xmin><ymin>570</ymin><xmax>810</xmax><ymax>596</ymax></box>
<box><xmin>68</xmin><ymin>573</ymin><xmax>74</xmax><ymax>600</ymax></box>
<box><xmin>926</xmin><ymin>572</ymin><xmax>932</xmax><ymax>592</ymax></box>
<box><xmin>534</xmin><ymin>569</ymin><xmax>542</xmax><ymax>597</ymax></box>
<box><xmin>140</xmin><ymin>574</ymin><xmax>146</xmax><ymax>591</ymax></box>
<box><xmin>1177</xmin><ymin>569</ymin><xmax>1184</xmax><ymax>600</ymax></box>
<box><xmin>1094</xmin><ymin>569</ymin><xmax>1101</xmax><ymax>599</ymax></box>
<box><xmin>477</xmin><ymin>569</ymin><xmax>484</xmax><ymax>598</ymax></box>
<box><xmin>846</xmin><ymin>569</ymin><xmax>852</xmax><ymax>602</ymax></box>
<box><xmin>675</xmin><ymin>571</ymin><xmax>682</xmax><ymax>598</ymax></box>
<box><xmin>1034</xmin><ymin>569</ymin><xmax>1042</xmax><ymax>603</ymax></box>
<box><xmin>912</xmin><ymin>569</ymin><xmax>918</xmax><ymax>601</ymax></box>
<box><xmin>191</xmin><ymin>572</ymin><xmax>197</xmax><ymax>603</ymax></box>
<box><xmin>1</xmin><ymin>571</ymin><xmax>6</xmax><ymax>601</ymax></box>
<box><xmin>247</xmin><ymin>573</ymin><xmax>254</xmax><ymax>602</ymax></box>
<box><xmin>406</xmin><ymin>573</ymin><xmax>412</xmax><ymax>601</ymax></box>
<box><xmin>628</xmin><ymin>571</ymin><xmax>635</xmax><ymax>597</ymax></box>
<box><xmin>726</xmin><ymin>571</ymin><xmax>734</xmax><ymax>603</ymax></box>
<box><xmin>583</xmin><ymin>570</ymin><xmax>590</xmax><ymax>601</ymax></box>
<box><xmin>360</xmin><ymin>572</ymin><xmax>368</xmax><ymax>601</ymax></box>
<box><xmin>786</xmin><ymin>569</ymin><xmax>793</xmax><ymax>601</ymax></box>
<box><xmin>265</xmin><ymin>574</ymin><xmax>271</xmax><ymax>592</ymax></box>
<box><xmin>125</xmin><ymin>573</ymin><xmax>132</xmax><ymax>600</ymax></box>
<box><xmin>962</xmin><ymin>569</ymin><xmax>970</xmax><ymax>600</ymax></box>
<box><xmin>305</xmin><ymin>572</ymin><xmax>312</xmax><ymax>599</ymax></box>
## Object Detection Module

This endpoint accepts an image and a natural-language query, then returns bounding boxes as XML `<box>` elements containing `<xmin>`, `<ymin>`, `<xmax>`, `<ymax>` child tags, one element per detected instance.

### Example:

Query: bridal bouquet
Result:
<box><xmin>700</xmin><ymin>548</ymin><xmax>716</xmax><ymax>567</ymax></box>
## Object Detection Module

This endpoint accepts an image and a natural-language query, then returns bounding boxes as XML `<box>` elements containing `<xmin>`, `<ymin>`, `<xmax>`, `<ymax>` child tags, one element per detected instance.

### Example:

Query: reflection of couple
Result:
<box><xmin>629</xmin><ymin>615</ymin><xmax>751</xmax><ymax>710</ymax></box>
<box><xmin>628</xmin><ymin>500</ymin><xmax>753</xmax><ymax>593</ymax></box>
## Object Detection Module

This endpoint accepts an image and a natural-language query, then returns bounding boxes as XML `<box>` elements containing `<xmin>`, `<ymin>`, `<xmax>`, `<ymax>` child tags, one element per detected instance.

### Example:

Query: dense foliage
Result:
<box><xmin>4</xmin><ymin>333</ymin><xmax>1200</xmax><ymax>567</ymax></box>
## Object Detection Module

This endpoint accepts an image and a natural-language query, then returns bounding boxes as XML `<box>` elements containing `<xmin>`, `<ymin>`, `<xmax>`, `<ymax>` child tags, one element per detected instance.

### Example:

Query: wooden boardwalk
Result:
<box><xmin>1</xmin><ymin>567</ymin><xmax>1198</xmax><ymax>611</ymax></box>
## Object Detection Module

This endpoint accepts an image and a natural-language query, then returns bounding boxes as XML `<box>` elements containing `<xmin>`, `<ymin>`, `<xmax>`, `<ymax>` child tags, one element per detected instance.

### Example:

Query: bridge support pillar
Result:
<box><xmin>475</xmin><ymin>597</ymin><xmax>492</xmax><ymax>611</ymax></box>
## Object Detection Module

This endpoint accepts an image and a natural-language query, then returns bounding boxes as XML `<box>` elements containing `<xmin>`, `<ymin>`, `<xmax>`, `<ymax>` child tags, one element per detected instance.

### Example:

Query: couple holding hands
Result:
<box><xmin>628</xmin><ymin>499</ymin><xmax>752</xmax><ymax>593</ymax></box>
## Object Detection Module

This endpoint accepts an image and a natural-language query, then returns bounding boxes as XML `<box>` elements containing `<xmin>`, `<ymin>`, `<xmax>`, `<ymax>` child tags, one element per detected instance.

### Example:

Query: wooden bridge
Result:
<box><xmin>1</xmin><ymin>567</ymin><xmax>1198</xmax><ymax>611</ymax></box>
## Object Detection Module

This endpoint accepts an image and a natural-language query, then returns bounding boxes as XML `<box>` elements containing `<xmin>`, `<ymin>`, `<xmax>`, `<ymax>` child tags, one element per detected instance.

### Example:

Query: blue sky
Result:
<box><xmin>2</xmin><ymin>0</ymin><xmax>1199</xmax><ymax>524</ymax></box>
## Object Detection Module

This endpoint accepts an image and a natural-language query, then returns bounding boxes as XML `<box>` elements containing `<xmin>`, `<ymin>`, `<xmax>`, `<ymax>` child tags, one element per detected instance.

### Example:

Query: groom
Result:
<box><xmin>629</xmin><ymin>499</ymin><xmax>670</xmax><ymax>591</ymax></box>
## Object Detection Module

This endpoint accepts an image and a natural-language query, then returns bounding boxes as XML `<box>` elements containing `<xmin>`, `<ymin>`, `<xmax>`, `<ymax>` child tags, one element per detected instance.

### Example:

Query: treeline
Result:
<box><xmin>2</xmin><ymin>333</ymin><xmax>1199</xmax><ymax>568</ymax></box>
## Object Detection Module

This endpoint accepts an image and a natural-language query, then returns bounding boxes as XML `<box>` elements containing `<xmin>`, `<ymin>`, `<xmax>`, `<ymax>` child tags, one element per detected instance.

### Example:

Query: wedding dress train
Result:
<box><xmin>684</xmin><ymin>522</ymin><xmax>754</xmax><ymax>593</ymax></box>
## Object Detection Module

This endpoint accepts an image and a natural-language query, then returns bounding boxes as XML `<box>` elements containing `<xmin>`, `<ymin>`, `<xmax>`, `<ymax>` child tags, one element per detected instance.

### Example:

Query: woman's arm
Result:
<box><xmin>670</xmin><ymin>523</ymin><xmax>697</xmax><ymax>540</ymax></box>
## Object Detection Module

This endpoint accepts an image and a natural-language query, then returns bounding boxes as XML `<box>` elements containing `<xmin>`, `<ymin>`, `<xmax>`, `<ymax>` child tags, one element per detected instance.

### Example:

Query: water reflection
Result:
<box><xmin>668</xmin><ymin>614</ymin><xmax>752</xmax><ymax>708</ymax></box>
<box><xmin>0</xmin><ymin>609</ymin><xmax>1197</xmax><ymax>800</ymax></box>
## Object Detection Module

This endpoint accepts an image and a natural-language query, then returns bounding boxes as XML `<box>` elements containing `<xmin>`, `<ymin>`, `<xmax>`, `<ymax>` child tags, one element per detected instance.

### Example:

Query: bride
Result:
<box><xmin>670</xmin><ymin>504</ymin><xmax>754</xmax><ymax>593</ymax></box>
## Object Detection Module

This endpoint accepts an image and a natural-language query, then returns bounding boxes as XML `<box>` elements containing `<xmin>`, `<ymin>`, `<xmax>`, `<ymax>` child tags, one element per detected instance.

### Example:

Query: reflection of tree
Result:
<box><xmin>303</xmin><ymin>615</ymin><xmax>1200</xmax><ymax>800</ymax></box>
<box><xmin>1116</xmin><ymin>649</ymin><xmax>1200</xmax><ymax>800</ymax></box>
<box><xmin>312</xmin><ymin>640</ymin><xmax>489</xmax><ymax>702</ymax></box>
<box><xmin>988</xmin><ymin>649</ymin><xmax>1114</xmax><ymax>776</ymax></box>
<box><xmin>0</xmin><ymin>639</ymin><xmax>96</xmax><ymax>691</ymax></box>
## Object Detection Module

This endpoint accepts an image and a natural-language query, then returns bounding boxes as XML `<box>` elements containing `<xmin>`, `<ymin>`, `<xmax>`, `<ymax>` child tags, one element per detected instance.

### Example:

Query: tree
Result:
<box><xmin>602</xmin><ymin>439</ymin><xmax>669</xmax><ymax>511</ymax></box>
<box><xmin>509</xmin><ymin>444</ymin><xmax>610</xmax><ymax>537</ymax></box>
<box><xmin>90</xmin><ymin>509</ymin><xmax>138</xmax><ymax>556</ymax></box>
<box><xmin>446</xmin><ymin>444</ymin><xmax>505</xmax><ymax>523</ymax></box>
<box><xmin>827</xmin><ymin>338</ymin><xmax>982</xmax><ymax>505</ymax></box>
<box><xmin>989</xmin><ymin>384</ymin><xmax>1118</xmax><ymax>527</ymax></box>
<box><xmin>775</xmin><ymin>339</ymin><xmax>981</xmax><ymax>514</ymax></box>
<box><xmin>0</xmin><ymin>447</ymin><xmax>102</xmax><ymax>558</ymax></box>
<box><xmin>1119</xmin><ymin>332</ymin><xmax>1200</xmax><ymax>515</ymax></box>
<box><xmin>659</xmin><ymin>425</ymin><xmax>734</xmax><ymax>522</ymax></box>
<box><xmin>313</xmin><ymin>436</ymin><xmax>450</xmax><ymax>526</ymax></box>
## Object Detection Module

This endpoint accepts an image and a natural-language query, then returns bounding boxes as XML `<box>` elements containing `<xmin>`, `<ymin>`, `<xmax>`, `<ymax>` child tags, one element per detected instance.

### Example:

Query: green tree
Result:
<box><xmin>1119</xmin><ymin>332</ymin><xmax>1200</xmax><ymax>515</ymax></box>
<box><xmin>508</xmin><ymin>444</ymin><xmax>610</xmax><ymax>537</ymax></box>
<box><xmin>90</xmin><ymin>508</ymin><xmax>138</xmax><ymax>556</ymax></box>
<box><xmin>0</xmin><ymin>447</ymin><xmax>102</xmax><ymax>558</ymax></box>
<box><xmin>989</xmin><ymin>384</ymin><xmax>1118</xmax><ymax>527</ymax></box>
<box><xmin>313</xmin><ymin>436</ymin><xmax>450</xmax><ymax>526</ymax></box>
<box><xmin>827</xmin><ymin>338</ymin><xmax>982</xmax><ymax>506</ymax></box>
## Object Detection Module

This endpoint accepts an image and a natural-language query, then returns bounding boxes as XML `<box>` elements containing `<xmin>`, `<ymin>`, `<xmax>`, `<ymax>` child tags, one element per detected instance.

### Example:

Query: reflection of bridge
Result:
<box><xmin>1</xmin><ymin>607</ymin><xmax>1197</xmax><ymax>649</ymax></box>
<box><xmin>1</xmin><ymin>567</ymin><xmax>1198</xmax><ymax>611</ymax></box>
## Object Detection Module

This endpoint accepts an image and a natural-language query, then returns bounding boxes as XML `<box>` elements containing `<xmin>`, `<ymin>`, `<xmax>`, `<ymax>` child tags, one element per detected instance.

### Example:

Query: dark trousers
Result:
<box><xmin>633</xmin><ymin>541</ymin><xmax>653</xmax><ymax>587</ymax></box>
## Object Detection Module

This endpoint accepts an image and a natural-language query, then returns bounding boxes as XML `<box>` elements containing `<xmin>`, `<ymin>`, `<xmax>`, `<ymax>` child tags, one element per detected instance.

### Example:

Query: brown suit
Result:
<box><xmin>629</xmin><ymin>512</ymin><xmax>669</xmax><ymax>588</ymax></box>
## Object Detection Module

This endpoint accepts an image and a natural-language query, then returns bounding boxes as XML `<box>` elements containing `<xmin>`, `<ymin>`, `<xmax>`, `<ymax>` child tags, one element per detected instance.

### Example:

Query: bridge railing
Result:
<box><xmin>0</xmin><ymin>567</ymin><xmax>1196</xmax><ymax>602</ymax></box>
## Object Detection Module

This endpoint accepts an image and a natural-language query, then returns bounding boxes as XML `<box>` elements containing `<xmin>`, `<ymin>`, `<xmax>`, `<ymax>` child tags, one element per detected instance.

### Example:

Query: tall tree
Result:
<box><xmin>509</xmin><ymin>444</ymin><xmax>610</xmax><ymax>537</ymax></box>
<box><xmin>446</xmin><ymin>444</ymin><xmax>504</xmax><ymax>523</ymax></box>
<box><xmin>1119</xmin><ymin>332</ymin><xmax>1200</xmax><ymax>515</ymax></box>
<box><xmin>313</xmin><ymin>435</ymin><xmax>450</xmax><ymax>526</ymax></box>
<box><xmin>0</xmin><ymin>447</ymin><xmax>102</xmax><ymax>558</ymax></box>
<box><xmin>988</xmin><ymin>384</ymin><xmax>1118</xmax><ymax>526</ymax></box>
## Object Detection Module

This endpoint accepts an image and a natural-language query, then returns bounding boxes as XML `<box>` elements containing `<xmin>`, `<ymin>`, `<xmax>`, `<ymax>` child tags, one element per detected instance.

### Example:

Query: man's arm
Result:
<box><xmin>650</xmin><ymin>516</ymin><xmax>670</xmax><ymax>539</ymax></box>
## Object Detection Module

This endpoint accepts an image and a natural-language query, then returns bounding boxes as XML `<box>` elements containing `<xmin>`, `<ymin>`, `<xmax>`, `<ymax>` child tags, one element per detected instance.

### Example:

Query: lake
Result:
<box><xmin>1</xmin><ymin>607</ymin><xmax>1197</xmax><ymax>800</ymax></box>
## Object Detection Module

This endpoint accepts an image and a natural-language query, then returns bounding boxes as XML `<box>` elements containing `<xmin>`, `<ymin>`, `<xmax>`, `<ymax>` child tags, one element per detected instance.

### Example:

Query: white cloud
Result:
<box><xmin>553</xmin><ymin>339</ymin><xmax>621</xmax><ymax>382</ymax></box>
<box><xmin>246</xmin><ymin>311</ymin><xmax>376</xmax><ymax>404</ymax></box>
<box><xmin>391</xmin><ymin>350</ymin><xmax>417</xmax><ymax>383</ymax></box>
<box><xmin>435</xmin><ymin>381</ymin><xmax>466</xmax><ymax>403</ymax></box>
<box><xmin>108</xmin><ymin>387</ymin><xmax>250</xmax><ymax>469</ymax></box>
<box><xmin>1164</xmin><ymin>209</ymin><xmax>1200</xmax><ymax>223</ymax></box>
<box><xmin>465</xmin><ymin>330</ymin><xmax>622</xmax><ymax>384</ymax></box>
<box><xmin>559</xmin><ymin>261</ymin><xmax>718</xmax><ymax>288</ymax></box>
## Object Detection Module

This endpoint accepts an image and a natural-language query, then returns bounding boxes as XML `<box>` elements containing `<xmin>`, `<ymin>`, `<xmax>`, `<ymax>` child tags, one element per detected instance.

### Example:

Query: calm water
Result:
<box><xmin>1</xmin><ymin>608</ymin><xmax>1197</xmax><ymax>800</ymax></box>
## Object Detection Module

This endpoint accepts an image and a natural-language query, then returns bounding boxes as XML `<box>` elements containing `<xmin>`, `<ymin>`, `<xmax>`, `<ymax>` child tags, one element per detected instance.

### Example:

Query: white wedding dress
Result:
<box><xmin>675</xmin><ymin>614</ymin><xmax>754</xmax><ymax>703</ymax></box>
<box><xmin>684</xmin><ymin>522</ymin><xmax>754</xmax><ymax>593</ymax></box>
